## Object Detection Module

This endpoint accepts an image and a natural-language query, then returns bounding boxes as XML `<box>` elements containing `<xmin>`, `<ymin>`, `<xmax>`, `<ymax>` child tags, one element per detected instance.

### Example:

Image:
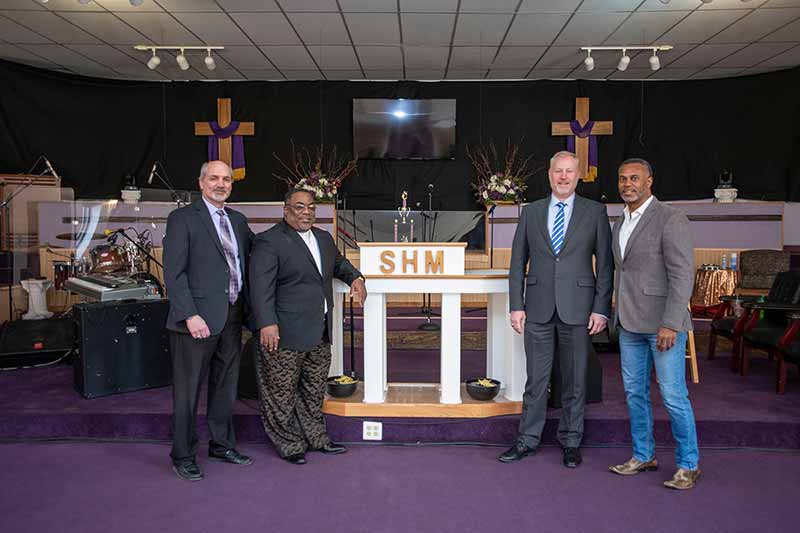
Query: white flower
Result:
<box><xmin>482</xmin><ymin>191</ymin><xmax>489</xmax><ymax>199</ymax></box>
<box><xmin>498</xmin><ymin>185</ymin><xmax>507</xmax><ymax>194</ymax></box>
<box><xmin>332</xmin><ymin>187</ymin><xmax>337</xmax><ymax>194</ymax></box>
<box><xmin>320</xmin><ymin>178</ymin><xmax>328</xmax><ymax>185</ymax></box>
<box><xmin>503</xmin><ymin>179</ymin><xmax>511</xmax><ymax>186</ymax></box>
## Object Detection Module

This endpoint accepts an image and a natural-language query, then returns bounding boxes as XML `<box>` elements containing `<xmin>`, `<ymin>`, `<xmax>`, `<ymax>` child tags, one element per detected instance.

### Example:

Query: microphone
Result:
<box><xmin>44</xmin><ymin>157</ymin><xmax>61</xmax><ymax>180</ymax></box>
<box><xmin>104</xmin><ymin>228</ymin><xmax>126</xmax><ymax>236</ymax></box>
<box><xmin>487</xmin><ymin>203</ymin><xmax>497</xmax><ymax>216</ymax></box>
<box><xmin>428</xmin><ymin>183</ymin><xmax>434</xmax><ymax>191</ymax></box>
<box><xmin>600</xmin><ymin>194</ymin><xmax>608</xmax><ymax>203</ymax></box>
<box><xmin>147</xmin><ymin>161</ymin><xmax>158</xmax><ymax>185</ymax></box>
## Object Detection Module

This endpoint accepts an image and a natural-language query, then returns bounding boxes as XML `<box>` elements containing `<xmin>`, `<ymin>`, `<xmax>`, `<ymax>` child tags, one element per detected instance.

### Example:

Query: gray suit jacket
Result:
<box><xmin>509</xmin><ymin>195</ymin><xmax>614</xmax><ymax>325</ymax></box>
<box><xmin>612</xmin><ymin>197</ymin><xmax>694</xmax><ymax>334</ymax></box>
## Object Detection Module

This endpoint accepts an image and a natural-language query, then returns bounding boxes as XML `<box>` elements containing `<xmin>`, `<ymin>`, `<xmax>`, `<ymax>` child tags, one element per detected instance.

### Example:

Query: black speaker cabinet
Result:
<box><xmin>73</xmin><ymin>299</ymin><xmax>172</xmax><ymax>399</ymax></box>
<box><xmin>0</xmin><ymin>317</ymin><xmax>75</xmax><ymax>368</ymax></box>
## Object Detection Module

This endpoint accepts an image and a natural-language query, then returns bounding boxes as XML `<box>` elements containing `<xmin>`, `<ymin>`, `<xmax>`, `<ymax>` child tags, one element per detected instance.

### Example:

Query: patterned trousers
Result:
<box><xmin>254</xmin><ymin>341</ymin><xmax>332</xmax><ymax>457</ymax></box>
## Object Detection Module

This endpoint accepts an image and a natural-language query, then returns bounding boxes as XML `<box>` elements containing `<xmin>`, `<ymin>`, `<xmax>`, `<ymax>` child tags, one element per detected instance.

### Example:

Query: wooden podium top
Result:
<box><xmin>0</xmin><ymin>174</ymin><xmax>60</xmax><ymax>187</ymax></box>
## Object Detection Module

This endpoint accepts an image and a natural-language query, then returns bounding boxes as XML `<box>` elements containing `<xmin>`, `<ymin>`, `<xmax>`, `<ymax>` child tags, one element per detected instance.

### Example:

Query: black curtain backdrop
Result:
<box><xmin>1</xmin><ymin>59</ymin><xmax>798</xmax><ymax>210</ymax></box>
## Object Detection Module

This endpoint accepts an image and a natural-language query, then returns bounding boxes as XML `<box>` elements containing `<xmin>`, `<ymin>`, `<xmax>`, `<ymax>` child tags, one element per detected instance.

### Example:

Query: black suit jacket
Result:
<box><xmin>163</xmin><ymin>200</ymin><xmax>253</xmax><ymax>336</ymax></box>
<box><xmin>249</xmin><ymin>220</ymin><xmax>362</xmax><ymax>352</ymax></box>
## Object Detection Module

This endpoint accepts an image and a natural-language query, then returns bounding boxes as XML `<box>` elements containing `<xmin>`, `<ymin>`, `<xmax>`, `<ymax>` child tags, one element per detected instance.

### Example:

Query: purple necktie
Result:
<box><xmin>216</xmin><ymin>210</ymin><xmax>239</xmax><ymax>304</ymax></box>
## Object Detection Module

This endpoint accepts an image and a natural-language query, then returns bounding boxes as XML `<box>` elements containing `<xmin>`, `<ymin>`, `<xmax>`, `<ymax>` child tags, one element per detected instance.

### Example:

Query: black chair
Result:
<box><xmin>740</xmin><ymin>306</ymin><xmax>800</xmax><ymax>393</ymax></box>
<box><xmin>708</xmin><ymin>271</ymin><xmax>800</xmax><ymax>372</ymax></box>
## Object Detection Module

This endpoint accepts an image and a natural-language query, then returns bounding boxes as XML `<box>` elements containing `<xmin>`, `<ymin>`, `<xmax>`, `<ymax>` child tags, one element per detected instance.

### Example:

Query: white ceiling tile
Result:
<box><xmin>111</xmin><ymin>67</ymin><xmax>164</xmax><ymax>80</ymax></box>
<box><xmin>218</xmin><ymin>46</ymin><xmax>275</xmax><ymax>68</ymax></box>
<box><xmin>355</xmin><ymin>46</ymin><xmax>403</xmax><ymax>68</ymax></box>
<box><xmin>608</xmin><ymin>67</ymin><xmax>656</xmax><ymax>79</ymax></box>
<box><xmin>230</xmin><ymin>12</ymin><xmax>300</xmax><ymax>45</ymax></box>
<box><xmin>153</xmin><ymin>0</ymin><xmax>223</xmax><ymax>11</ymax></box>
<box><xmin>647</xmin><ymin>66</ymin><xmax>699</xmax><ymax>79</ymax></box>
<box><xmin>401</xmin><ymin>14</ymin><xmax>455</xmax><ymax>45</ymax></box>
<box><xmin>339</xmin><ymin>0</ymin><xmax>397</xmax><ymax>12</ymax></box>
<box><xmin>324</xmin><ymin>69</ymin><xmax>365</xmax><ymax>79</ymax></box>
<box><xmin>58</xmin><ymin>13</ymin><xmax>149</xmax><ymax>45</ymax></box>
<box><xmin>669</xmin><ymin>43</ymin><xmax>745</xmax><ymax>67</ymax></box>
<box><xmin>448</xmin><ymin>46</ymin><xmax>497</xmax><ymax>69</ymax></box>
<box><xmin>757</xmin><ymin>44</ymin><xmax>800</xmax><ymax>66</ymax></box>
<box><xmin>259</xmin><ymin>45</ymin><xmax>317</xmax><ymax>69</ymax></box>
<box><xmin>65</xmin><ymin>44</ymin><xmax>144</xmax><ymax>69</ymax></box>
<box><xmin>400</xmin><ymin>0</ymin><xmax>459</xmax><ymax>12</ymax></box>
<box><xmin>310</xmin><ymin>45</ymin><xmax>359</xmax><ymax>69</ymax></box>
<box><xmin>535</xmin><ymin>46</ymin><xmax>582</xmax><ymax>69</ymax></box>
<box><xmin>578</xmin><ymin>0</ymin><xmax>642</xmax><ymax>11</ymax></box>
<box><xmin>93</xmin><ymin>0</ymin><xmax>165</xmax><ymax>12</ymax></box>
<box><xmin>3</xmin><ymin>11</ymin><xmax>100</xmax><ymax>44</ymax></box>
<box><xmin>504</xmin><ymin>14</ymin><xmax>571</xmax><ymax>45</ymax></box>
<box><xmin>650</xmin><ymin>43</ymin><xmax>694</xmax><ymax>67</ymax></box>
<box><xmin>16</xmin><ymin>43</ymin><xmax>106</xmax><ymax>69</ymax></box>
<box><xmin>173</xmin><ymin>13</ymin><xmax>252</xmax><ymax>45</ymax></box>
<box><xmin>714</xmin><ymin>42</ymin><xmax>794</xmax><ymax>67</ymax></box>
<box><xmin>697</xmin><ymin>0</ymin><xmax>770</xmax><ymax>9</ymax></box>
<box><xmin>486</xmin><ymin>69</ymin><xmax>529</xmax><ymax>79</ymax></box>
<box><xmin>345</xmin><ymin>14</ymin><xmax>400</xmax><ymax>44</ymax></box>
<box><xmin>0</xmin><ymin>43</ymin><xmax>57</xmax><ymax>67</ymax></box>
<box><xmin>459</xmin><ymin>0</ymin><xmax>521</xmax><ymax>13</ymax></box>
<box><xmin>288</xmin><ymin>12</ymin><xmax>350</xmax><ymax>45</ymax></box>
<box><xmin>689</xmin><ymin>67</ymin><xmax>746</xmax><ymax>78</ymax></box>
<box><xmin>281</xmin><ymin>69</ymin><xmax>325</xmax><ymax>79</ymax></box>
<box><xmin>709</xmin><ymin>8</ymin><xmax>800</xmax><ymax>43</ymax></box>
<box><xmin>517</xmin><ymin>0</ymin><xmax>581</xmax><ymax>13</ymax></box>
<box><xmin>660</xmin><ymin>10</ymin><xmax>750</xmax><ymax>44</ymax></box>
<box><xmin>738</xmin><ymin>65</ymin><xmax>786</xmax><ymax>76</ymax></box>
<box><xmin>761</xmin><ymin>17</ymin><xmax>800</xmax><ymax>42</ymax></box>
<box><xmin>555</xmin><ymin>13</ymin><xmax>629</xmax><ymax>45</ymax></box>
<box><xmin>240</xmin><ymin>68</ymin><xmax>284</xmax><ymax>79</ymax></box>
<box><xmin>115</xmin><ymin>13</ymin><xmax>204</xmax><ymax>45</ymax></box>
<box><xmin>278</xmin><ymin>0</ymin><xmax>339</xmax><ymax>12</ymax></box>
<box><xmin>445</xmin><ymin>69</ymin><xmax>487</xmax><ymax>79</ymax></box>
<box><xmin>637</xmin><ymin>0</ymin><xmax>701</xmax><ymax>11</ymax></box>
<box><xmin>527</xmin><ymin>67</ymin><xmax>575</xmax><ymax>78</ymax></box>
<box><xmin>493</xmin><ymin>46</ymin><xmax>546</xmax><ymax>68</ymax></box>
<box><xmin>2</xmin><ymin>0</ymin><xmax>47</xmax><ymax>9</ymax></box>
<box><xmin>606</xmin><ymin>11</ymin><xmax>691</xmax><ymax>45</ymax></box>
<box><xmin>404</xmin><ymin>69</ymin><xmax>444</xmax><ymax>79</ymax></box>
<box><xmin>570</xmin><ymin>68</ymin><xmax>615</xmax><ymax>79</ymax></box>
<box><xmin>216</xmin><ymin>0</ymin><xmax>280</xmax><ymax>11</ymax></box>
<box><xmin>404</xmin><ymin>46</ymin><xmax>449</xmax><ymax>68</ymax></box>
<box><xmin>763</xmin><ymin>0</ymin><xmax>800</xmax><ymax>6</ymax></box>
<box><xmin>453</xmin><ymin>14</ymin><xmax>513</xmax><ymax>46</ymax></box>
<box><xmin>364</xmin><ymin>69</ymin><xmax>403</xmax><ymax>78</ymax></box>
<box><xmin>0</xmin><ymin>16</ymin><xmax>51</xmax><ymax>44</ymax></box>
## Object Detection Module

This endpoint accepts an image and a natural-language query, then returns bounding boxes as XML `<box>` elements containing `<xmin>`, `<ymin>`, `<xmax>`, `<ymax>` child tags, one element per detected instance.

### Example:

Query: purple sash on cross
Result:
<box><xmin>566</xmin><ymin>120</ymin><xmax>599</xmax><ymax>171</ymax></box>
<box><xmin>207</xmin><ymin>120</ymin><xmax>246</xmax><ymax>175</ymax></box>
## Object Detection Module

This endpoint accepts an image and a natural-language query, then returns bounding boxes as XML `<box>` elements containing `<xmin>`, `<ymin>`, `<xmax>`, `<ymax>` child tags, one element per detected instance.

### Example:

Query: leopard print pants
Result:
<box><xmin>254</xmin><ymin>341</ymin><xmax>332</xmax><ymax>457</ymax></box>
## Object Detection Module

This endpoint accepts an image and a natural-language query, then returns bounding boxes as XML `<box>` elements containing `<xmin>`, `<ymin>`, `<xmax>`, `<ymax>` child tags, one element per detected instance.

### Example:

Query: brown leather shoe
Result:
<box><xmin>663</xmin><ymin>468</ymin><xmax>701</xmax><ymax>490</ymax></box>
<box><xmin>609</xmin><ymin>457</ymin><xmax>658</xmax><ymax>476</ymax></box>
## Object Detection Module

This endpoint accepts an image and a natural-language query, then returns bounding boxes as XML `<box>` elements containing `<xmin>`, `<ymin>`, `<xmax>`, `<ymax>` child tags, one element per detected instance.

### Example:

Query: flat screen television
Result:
<box><xmin>353</xmin><ymin>98</ymin><xmax>456</xmax><ymax>160</ymax></box>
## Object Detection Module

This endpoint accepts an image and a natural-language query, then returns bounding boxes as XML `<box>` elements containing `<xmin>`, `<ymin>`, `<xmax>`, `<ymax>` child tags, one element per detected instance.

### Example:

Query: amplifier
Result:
<box><xmin>73</xmin><ymin>299</ymin><xmax>172</xmax><ymax>399</ymax></box>
<box><xmin>0</xmin><ymin>317</ymin><xmax>75</xmax><ymax>368</ymax></box>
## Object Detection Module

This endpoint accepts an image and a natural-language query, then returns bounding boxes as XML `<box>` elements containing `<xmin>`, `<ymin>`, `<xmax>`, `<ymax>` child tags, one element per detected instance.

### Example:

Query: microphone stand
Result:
<box><xmin>418</xmin><ymin>185</ymin><xmax>440</xmax><ymax>331</ymax></box>
<box><xmin>150</xmin><ymin>163</ymin><xmax>186</xmax><ymax>206</ymax></box>
<box><xmin>109</xmin><ymin>229</ymin><xmax>163</xmax><ymax>270</ymax></box>
<box><xmin>0</xmin><ymin>180</ymin><xmax>34</xmax><ymax>322</ymax></box>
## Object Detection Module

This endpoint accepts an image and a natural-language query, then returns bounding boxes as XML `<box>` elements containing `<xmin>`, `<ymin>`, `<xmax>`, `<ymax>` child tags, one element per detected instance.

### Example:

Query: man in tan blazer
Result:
<box><xmin>608</xmin><ymin>158</ymin><xmax>700</xmax><ymax>490</ymax></box>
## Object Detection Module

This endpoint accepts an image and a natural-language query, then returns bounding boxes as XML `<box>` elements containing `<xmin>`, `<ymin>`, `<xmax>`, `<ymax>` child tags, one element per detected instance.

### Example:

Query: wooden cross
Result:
<box><xmin>194</xmin><ymin>98</ymin><xmax>255</xmax><ymax>172</ymax></box>
<box><xmin>551</xmin><ymin>97</ymin><xmax>613</xmax><ymax>182</ymax></box>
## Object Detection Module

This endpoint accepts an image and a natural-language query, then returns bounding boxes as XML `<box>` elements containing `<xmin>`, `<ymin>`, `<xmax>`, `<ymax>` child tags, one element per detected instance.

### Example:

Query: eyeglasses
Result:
<box><xmin>288</xmin><ymin>203</ymin><xmax>316</xmax><ymax>212</ymax></box>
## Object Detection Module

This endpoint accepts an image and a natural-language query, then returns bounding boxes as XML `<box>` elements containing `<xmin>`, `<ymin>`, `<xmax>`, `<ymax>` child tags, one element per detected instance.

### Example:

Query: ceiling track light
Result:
<box><xmin>579</xmin><ymin>45</ymin><xmax>673</xmax><ymax>72</ymax></box>
<box><xmin>134</xmin><ymin>45</ymin><xmax>224</xmax><ymax>73</ymax></box>
<box><xmin>584</xmin><ymin>49</ymin><xmax>595</xmax><ymax>72</ymax></box>
<box><xmin>618</xmin><ymin>49</ymin><xmax>630</xmax><ymax>71</ymax></box>
<box><xmin>649</xmin><ymin>49</ymin><xmax>661</xmax><ymax>71</ymax></box>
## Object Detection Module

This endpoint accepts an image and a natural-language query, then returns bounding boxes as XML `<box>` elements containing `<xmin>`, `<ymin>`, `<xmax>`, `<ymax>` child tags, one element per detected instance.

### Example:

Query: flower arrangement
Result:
<box><xmin>466</xmin><ymin>139</ymin><xmax>537</xmax><ymax>205</ymax></box>
<box><xmin>273</xmin><ymin>142</ymin><xmax>358</xmax><ymax>202</ymax></box>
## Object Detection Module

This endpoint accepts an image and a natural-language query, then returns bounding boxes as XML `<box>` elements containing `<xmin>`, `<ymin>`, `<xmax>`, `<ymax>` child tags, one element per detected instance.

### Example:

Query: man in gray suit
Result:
<box><xmin>608</xmin><ymin>158</ymin><xmax>700</xmax><ymax>490</ymax></box>
<box><xmin>500</xmin><ymin>151</ymin><xmax>613</xmax><ymax>468</ymax></box>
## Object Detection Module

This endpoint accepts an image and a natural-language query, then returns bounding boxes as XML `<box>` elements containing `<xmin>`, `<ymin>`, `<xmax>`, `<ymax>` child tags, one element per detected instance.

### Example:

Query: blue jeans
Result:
<box><xmin>618</xmin><ymin>328</ymin><xmax>699</xmax><ymax>470</ymax></box>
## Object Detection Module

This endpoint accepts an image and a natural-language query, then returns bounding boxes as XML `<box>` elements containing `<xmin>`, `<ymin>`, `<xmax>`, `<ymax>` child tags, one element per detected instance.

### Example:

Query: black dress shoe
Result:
<box><xmin>563</xmin><ymin>447</ymin><xmax>582</xmax><ymax>468</ymax></box>
<box><xmin>498</xmin><ymin>442</ymin><xmax>537</xmax><ymax>463</ymax></box>
<box><xmin>172</xmin><ymin>460</ymin><xmax>203</xmax><ymax>481</ymax></box>
<box><xmin>314</xmin><ymin>442</ymin><xmax>347</xmax><ymax>455</ymax></box>
<box><xmin>283</xmin><ymin>453</ymin><xmax>306</xmax><ymax>465</ymax></box>
<box><xmin>209</xmin><ymin>448</ymin><xmax>254</xmax><ymax>466</ymax></box>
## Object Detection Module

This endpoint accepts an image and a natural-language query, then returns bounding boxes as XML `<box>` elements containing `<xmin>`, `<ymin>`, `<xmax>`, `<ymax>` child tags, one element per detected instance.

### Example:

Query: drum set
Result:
<box><xmin>52</xmin><ymin>227</ymin><xmax>163</xmax><ymax>296</ymax></box>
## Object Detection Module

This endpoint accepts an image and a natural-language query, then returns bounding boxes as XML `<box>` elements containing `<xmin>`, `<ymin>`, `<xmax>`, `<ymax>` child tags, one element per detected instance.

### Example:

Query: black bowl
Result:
<box><xmin>326</xmin><ymin>376</ymin><xmax>358</xmax><ymax>398</ymax></box>
<box><xmin>465</xmin><ymin>378</ymin><xmax>501</xmax><ymax>401</ymax></box>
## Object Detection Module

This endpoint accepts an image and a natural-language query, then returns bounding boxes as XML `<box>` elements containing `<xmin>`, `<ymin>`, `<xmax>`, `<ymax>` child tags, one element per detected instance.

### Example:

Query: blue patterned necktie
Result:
<box><xmin>551</xmin><ymin>202</ymin><xmax>566</xmax><ymax>255</ymax></box>
<box><xmin>216</xmin><ymin>210</ymin><xmax>239</xmax><ymax>304</ymax></box>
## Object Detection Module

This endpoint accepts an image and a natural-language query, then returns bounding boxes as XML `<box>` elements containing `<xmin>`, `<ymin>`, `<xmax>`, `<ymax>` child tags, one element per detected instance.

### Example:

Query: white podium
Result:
<box><xmin>330</xmin><ymin>242</ymin><xmax>526</xmax><ymax>405</ymax></box>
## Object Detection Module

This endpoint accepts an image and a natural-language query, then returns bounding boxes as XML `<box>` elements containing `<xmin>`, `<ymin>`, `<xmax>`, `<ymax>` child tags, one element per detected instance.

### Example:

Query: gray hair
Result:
<box><xmin>618</xmin><ymin>158</ymin><xmax>653</xmax><ymax>178</ymax></box>
<box><xmin>198</xmin><ymin>161</ymin><xmax>233</xmax><ymax>181</ymax></box>
<box><xmin>549</xmin><ymin>150</ymin><xmax>579</xmax><ymax>169</ymax></box>
<box><xmin>284</xmin><ymin>187</ymin><xmax>314</xmax><ymax>203</ymax></box>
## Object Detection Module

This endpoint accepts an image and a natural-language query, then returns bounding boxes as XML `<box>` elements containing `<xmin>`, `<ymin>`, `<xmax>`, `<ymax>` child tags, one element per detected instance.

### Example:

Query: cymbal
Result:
<box><xmin>55</xmin><ymin>232</ymin><xmax>107</xmax><ymax>241</ymax></box>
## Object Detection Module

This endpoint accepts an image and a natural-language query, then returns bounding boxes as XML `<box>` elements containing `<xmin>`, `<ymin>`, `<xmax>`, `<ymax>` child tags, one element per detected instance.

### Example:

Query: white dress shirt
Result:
<box><xmin>619</xmin><ymin>194</ymin><xmax>655</xmax><ymax>260</ymax></box>
<box><xmin>203</xmin><ymin>197</ymin><xmax>242</xmax><ymax>293</ymax></box>
<box><xmin>547</xmin><ymin>193</ymin><xmax>576</xmax><ymax>238</ymax></box>
<box><xmin>297</xmin><ymin>229</ymin><xmax>326</xmax><ymax>313</ymax></box>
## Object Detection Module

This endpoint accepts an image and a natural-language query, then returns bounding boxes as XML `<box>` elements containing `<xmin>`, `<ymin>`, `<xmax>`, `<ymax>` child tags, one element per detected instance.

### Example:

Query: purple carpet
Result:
<box><xmin>0</xmin><ymin>442</ymin><xmax>797</xmax><ymax>533</ymax></box>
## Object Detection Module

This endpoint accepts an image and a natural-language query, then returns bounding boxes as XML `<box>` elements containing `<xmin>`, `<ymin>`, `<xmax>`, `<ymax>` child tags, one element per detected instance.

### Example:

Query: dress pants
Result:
<box><xmin>518</xmin><ymin>311</ymin><xmax>591</xmax><ymax>449</ymax></box>
<box><xmin>254</xmin><ymin>319</ymin><xmax>332</xmax><ymax>457</ymax></box>
<box><xmin>169</xmin><ymin>297</ymin><xmax>243</xmax><ymax>463</ymax></box>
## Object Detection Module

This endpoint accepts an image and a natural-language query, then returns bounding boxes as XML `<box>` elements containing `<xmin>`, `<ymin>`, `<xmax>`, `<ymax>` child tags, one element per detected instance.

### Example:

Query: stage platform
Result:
<box><xmin>1</xmin><ymin>315</ymin><xmax>797</xmax><ymax>449</ymax></box>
